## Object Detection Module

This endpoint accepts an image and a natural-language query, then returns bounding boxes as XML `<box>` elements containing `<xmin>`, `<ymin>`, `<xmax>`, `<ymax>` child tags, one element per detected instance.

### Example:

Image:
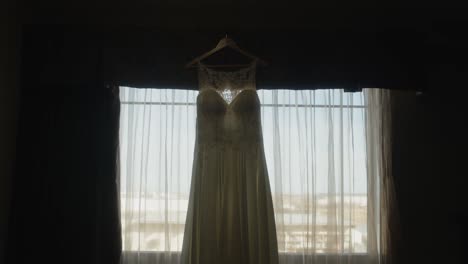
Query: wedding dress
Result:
<box><xmin>181</xmin><ymin>61</ymin><xmax>279</xmax><ymax>264</ymax></box>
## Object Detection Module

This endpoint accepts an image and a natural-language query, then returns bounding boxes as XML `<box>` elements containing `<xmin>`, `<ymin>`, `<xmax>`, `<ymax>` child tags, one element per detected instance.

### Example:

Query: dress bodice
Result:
<box><xmin>196</xmin><ymin>88</ymin><xmax>262</xmax><ymax>148</ymax></box>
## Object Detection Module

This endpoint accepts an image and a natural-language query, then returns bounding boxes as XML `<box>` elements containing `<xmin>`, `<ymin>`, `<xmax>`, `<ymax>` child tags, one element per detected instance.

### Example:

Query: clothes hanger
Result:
<box><xmin>185</xmin><ymin>35</ymin><xmax>268</xmax><ymax>68</ymax></box>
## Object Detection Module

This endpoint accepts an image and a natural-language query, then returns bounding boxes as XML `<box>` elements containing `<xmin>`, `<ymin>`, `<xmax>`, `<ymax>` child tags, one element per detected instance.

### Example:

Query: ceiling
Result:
<box><xmin>19</xmin><ymin>0</ymin><xmax>466</xmax><ymax>32</ymax></box>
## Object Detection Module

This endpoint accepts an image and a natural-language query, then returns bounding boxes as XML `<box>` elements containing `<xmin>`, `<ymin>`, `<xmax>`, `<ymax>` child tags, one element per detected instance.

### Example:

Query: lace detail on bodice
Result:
<box><xmin>198</xmin><ymin>61</ymin><xmax>257</xmax><ymax>104</ymax></box>
<box><xmin>196</xmin><ymin>62</ymin><xmax>262</xmax><ymax>151</ymax></box>
<box><xmin>196</xmin><ymin>89</ymin><xmax>262</xmax><ymax>150</ymax></box>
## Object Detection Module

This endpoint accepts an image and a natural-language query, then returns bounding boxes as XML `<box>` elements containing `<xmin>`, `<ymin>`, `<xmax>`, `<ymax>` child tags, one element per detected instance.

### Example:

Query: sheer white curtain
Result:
<box><xmin>119</xmin><ymin>88</ymin><xmax>197</xmax><ymax>264</ymax></box>
<box><xmin>119</xmin><ymin>87</ymin><xmax>392</xmax><ymax>264</ymax></box>
<box><xmin>261</xmin><ymin>89</ymin><xmax>392</xmax><ymax>264</ymax></box>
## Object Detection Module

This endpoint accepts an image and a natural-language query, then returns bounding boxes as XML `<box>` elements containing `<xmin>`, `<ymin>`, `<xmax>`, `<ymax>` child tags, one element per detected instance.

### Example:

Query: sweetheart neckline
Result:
<box><xmin>198</xmin><ymin>88</ymin><xmax>257</xmax><ymax>108</ymax></box>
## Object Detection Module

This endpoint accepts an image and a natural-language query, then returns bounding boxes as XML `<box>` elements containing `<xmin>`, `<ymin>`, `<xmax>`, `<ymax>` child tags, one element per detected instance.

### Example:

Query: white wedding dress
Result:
<box><xmin>181</xmin><ymin>62</ymin><xmax>279</xmax><ymax>264</ymax></box>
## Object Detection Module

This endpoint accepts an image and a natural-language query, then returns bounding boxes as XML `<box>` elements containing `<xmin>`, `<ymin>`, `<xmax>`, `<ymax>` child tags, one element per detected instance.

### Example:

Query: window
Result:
<box><xmin>120</xmin><ymin>87</ymin><xmax>370</xmax><ymax>255</ymax></box>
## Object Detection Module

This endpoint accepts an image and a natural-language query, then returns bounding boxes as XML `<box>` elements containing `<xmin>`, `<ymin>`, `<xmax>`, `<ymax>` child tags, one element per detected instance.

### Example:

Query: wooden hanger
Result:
<box><xmin>185</xmin><ymin>35</ymin><xmax>267</xmax><ymax>68</ymax></box>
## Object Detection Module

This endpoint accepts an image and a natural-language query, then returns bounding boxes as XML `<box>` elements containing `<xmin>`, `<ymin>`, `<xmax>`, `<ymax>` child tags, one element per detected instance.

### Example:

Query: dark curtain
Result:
<box><xmin>7</xmin><ymin>32</ymin><xmax>122</xmax><ymax>263</ymax></box>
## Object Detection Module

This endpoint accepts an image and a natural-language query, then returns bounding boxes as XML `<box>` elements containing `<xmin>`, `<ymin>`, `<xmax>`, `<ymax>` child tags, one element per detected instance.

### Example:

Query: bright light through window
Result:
<box><xmin>119</xmin><ymin>87</ymin><xmax>368</xmax><ymax>253</ymax></box>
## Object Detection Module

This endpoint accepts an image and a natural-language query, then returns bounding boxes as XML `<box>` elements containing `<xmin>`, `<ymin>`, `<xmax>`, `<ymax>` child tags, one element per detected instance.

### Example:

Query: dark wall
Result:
<box><xmin>18</xmin><ymin>2</ymin><xmax>468</xmax><ymax>91</ymax></box>
<box><xmin>0</xmin><ymin>0</ymin><xmax>20</xmax><ymax>262</ymax></box>
<box><xmin>21</xmin><ymin>27</ymin><xmax>420</xmax><ymax>90</ymax></box>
